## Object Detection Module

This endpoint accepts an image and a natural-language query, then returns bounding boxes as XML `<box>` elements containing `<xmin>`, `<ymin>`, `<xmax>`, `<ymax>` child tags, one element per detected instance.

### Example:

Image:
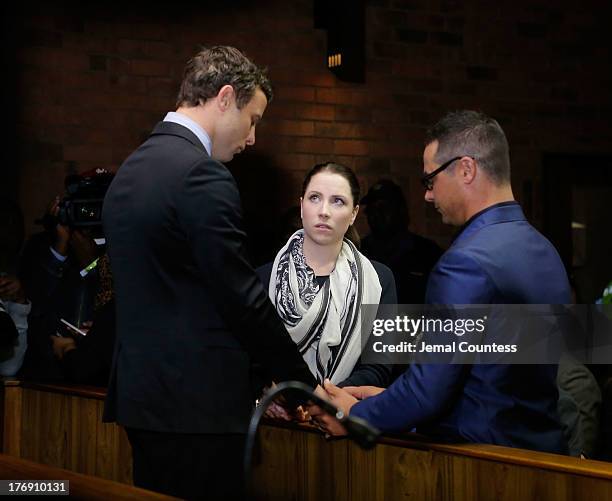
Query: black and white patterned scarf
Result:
<box><xmin>269</xmin><ymin>230</ymin><xmax>382</xmax><ymax>384</ymax></box>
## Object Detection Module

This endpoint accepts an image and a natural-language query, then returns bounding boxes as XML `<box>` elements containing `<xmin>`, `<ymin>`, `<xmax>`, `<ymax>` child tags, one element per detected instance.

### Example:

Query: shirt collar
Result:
<box><xmin>163</xmin><ymin>111</ymin><xmax>212</xmax><ymax>156</ymax></box>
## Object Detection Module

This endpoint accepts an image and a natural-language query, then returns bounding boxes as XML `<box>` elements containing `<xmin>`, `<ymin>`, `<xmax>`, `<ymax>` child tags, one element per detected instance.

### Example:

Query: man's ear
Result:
<box><xmin>217</xmin><ymin>85</ymin><xmax>235</xmax><ymax>111</ymax></box>
<box><xmin>461</xmin><ymin>157</ymin><xmax>477</xmax><ymax>184</ymax></box>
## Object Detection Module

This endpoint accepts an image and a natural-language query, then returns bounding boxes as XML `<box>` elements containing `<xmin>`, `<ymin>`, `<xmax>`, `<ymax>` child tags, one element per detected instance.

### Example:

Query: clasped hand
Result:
<box><xmin>263</xmin><ymin>380</ymin><xmax>384</xmax><ymax>437</ymax></box>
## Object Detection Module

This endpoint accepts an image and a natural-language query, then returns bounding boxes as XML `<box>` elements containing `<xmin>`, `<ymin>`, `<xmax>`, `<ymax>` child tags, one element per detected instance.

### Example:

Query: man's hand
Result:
<box><xmin>342</xmin><ymin>385</ymin><xmax>385</xmax><ymax>400</ymax></box>
<box><xmin>308</xmin><ymin>381</ymin><xmax>364</xmax><ymax>437</ymax></box>
<box><xmin>306</xmin><ymin>384</ymin><xmax>348</xmax><ymax>437</ymax></box>
<box><xmin>50</xmin><ymin>336</ymin><xmax>76</xmax><ymax>360</ymax></box>
<box><xmin>0</xmin><ymin>275</ymin><xmax>27</xmax><ymax>304</ymax></box>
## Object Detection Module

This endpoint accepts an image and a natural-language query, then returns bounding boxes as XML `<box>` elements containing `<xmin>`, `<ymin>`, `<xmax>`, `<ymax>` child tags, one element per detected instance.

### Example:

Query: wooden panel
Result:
<box><xmin>5</xmin><ymin>382</ymin><xmax>612</xmax><ymax>500</ymax></box>
<box><xmin>6</xmin><ymin>383</ymin><xmax>133</xmax><ymax>484</ymax></box>
<box><xmin>2</xmin><ymin>384</ymin><xmax>22</xmax><ymax>457</ymax></box>
<box><xmin>304</xmin><ymin>432</ymin><xmax>348</xmax><ymax>500</ymax></box>
<box><xmin>96</xmin><ymin>417</ymin><xmax>120</xmax><ymax>480</ymax></box>
<box><xmin>252</xmin><ymin>424</ymin><xmax>612</xmax><ymax>501</ymax></box>
<box><xmin>67</xmin><ymin>393</ymin><xmax>99</xmax><ymax>475</ymax></box>
<box><xmin>20</xmin><ymin>387</ymin><xmax>42</xmax><ymax>461</ymax></box>
<box><xmin>253</xmin><ymin>424</ymin><xmax>307</xmax><ymax>500</ymax></box>
<box><xmin>346</xmin><ymin>437</ymin><xmax>378</xmax><ymax>501</ymax></box>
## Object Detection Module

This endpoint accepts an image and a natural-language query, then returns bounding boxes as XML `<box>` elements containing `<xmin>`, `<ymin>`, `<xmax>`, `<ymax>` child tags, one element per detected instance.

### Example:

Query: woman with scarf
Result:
<box><xmin>257</xmin><ymin>162</ymin><xmax>397</xmax><ymax>389</ymax></box>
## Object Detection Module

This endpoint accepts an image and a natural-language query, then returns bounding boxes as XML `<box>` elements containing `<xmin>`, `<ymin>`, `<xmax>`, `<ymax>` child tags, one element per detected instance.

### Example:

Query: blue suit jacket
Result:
<box><xmin>351</xmin><ymin>202</ymin><xmax>571</xmax><ymax>453</ymax></box>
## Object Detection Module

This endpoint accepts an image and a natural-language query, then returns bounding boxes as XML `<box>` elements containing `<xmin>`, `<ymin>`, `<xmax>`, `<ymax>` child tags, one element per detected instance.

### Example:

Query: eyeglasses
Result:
<box><xmin>422</xmin><ymin>156</ymin><xmax>470</xmax><ymax>191</ymax></box>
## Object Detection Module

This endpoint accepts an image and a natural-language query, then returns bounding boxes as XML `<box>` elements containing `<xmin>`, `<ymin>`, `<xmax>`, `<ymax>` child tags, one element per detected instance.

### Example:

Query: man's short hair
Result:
<box><xmin>425</xmin><ymin>110</ymin><xmax>511</xmax><ymax>185</ymax></box>
<box><xmin>176</xmin><ymin>46</ymin><xmax>273</xmax><ymax>109</ymax></box>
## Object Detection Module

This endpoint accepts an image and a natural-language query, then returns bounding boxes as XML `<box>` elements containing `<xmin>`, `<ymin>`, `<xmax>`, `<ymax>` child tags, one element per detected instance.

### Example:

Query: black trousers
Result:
<box><xmin>126</xmin><ymin>428</ymin><xmax>246</xmax><ymax>500</ymax></box>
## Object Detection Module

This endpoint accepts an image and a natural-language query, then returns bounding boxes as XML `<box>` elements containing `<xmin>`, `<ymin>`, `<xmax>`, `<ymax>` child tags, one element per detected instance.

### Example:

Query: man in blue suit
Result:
<box><xmin>320</xmin><ymin>110</ymin><xmax>570</xmax><ymax>454</ymax></box>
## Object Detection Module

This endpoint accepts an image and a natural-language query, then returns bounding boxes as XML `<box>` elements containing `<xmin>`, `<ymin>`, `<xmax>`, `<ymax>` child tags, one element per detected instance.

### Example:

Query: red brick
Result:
<box><xmin>146</xmin><ymin>41</ymin><xmax>175</xmax><ymax>59</ymax></box>
<box><xmin>114</xmin><ymin>23</ymin><xmax>168</xmax><ymax>41</ymax></box>
<box><xmin>294</xmin><ymin>103</ymin><xmax>335</xmax><ymax>121</ymax></box>
<box><xmin>335</xmin><ymin>106</ymin><xmax>368</xmax><ymax>122</ymax></box>
<box><xmin>40</xmin><ymin>126</ymin><xmax>88</xmax><ymax>146</ymax></box>
<box><xmin>315</xmin><ymin>122</ymin><xmax>365</xmax><ymax>139</ymax></box>
<box><xmin>270</xmin><ymin>68</ymin><xmax>336</xmax><ymax>87</ymax></box>
<box><xmin>333</xmin><ymin>140</ymin><xmax>369</xmax><ymax>156</ymax></box>
<box><xmin>108</xmin><ymin>57</ymin><xmax>132</xmax><ymax>75</ymax></box>
<box><xmin>111</xmin><ymin>75</ymin><xmax>148</xmax><ymax>94</ymax></box>
<box><xmin>20</xmin><ymin>105</ymin><xmax>62</xmax><ymax>125</ymax></box>
<box><xmin>272</xmin><ymin>153</ymin><xmax>316</xmax><ymax>171</ymax></box>
<box><xmin>276</xmin><ymin>86</ymin><xmax>315</xmax><ymax>102</ymax></box>
<box><xmin>148</xmin><ymin>77</ymin><xmax>176</xmax><ymax>97</ymax></box>
<box><xmin>264</xmin><ymin>101</ymin><xmax>296</xmax><ymax>120</ymax></box>
<box><xmin>256</xmin><ymin>135</ymin><xmax>296</xmax><ymax>153</ymax></box>
<box><xmin>333</xmin><ymin>156</ymin><xmax>359</xmax><ymax>169</ymax></box>
<box><xmin>372</xmin><ymin>108</ymin><xmax>409</xmax><ymax>124</ymax></box>
<box><xmin>131</xmin><ymin>59</ymin><xmax>170</xmax><ymax>77</ymax></box>
<box><xmin>116</xmin><ymin>39</ymin><xmax>148</xmax><ymax>57</ymax></box>
<box><xmin>76</xmin><ymin>91</ymin><xmax>115</xmax><ymax>110</ymax></box>
<box><xmin>316</xmin><ymin>88</ymin><xmax>349</xmax><ymax>105</ymax></box>
<box><xmin>19</xmin><ymin>47</ymin><xmax>88</xmax><ymax>72</ymax></box>
<box><xmin>64</xmin><ymin>144</ymin><xmax>113</xmax><ymax>164</ymax></box>
<box><xmin>274</xmin><ymin>120</ymin><xmax>314</xmax><ymax>137</ymax></box>
<box><xmin>294</xmin><ymin>137</ymin><xmax>334</xmax><ymax>154</ymax></box>
<box><xmin>11</xmin><ymin>2</ymin><xmax>612</xmax><ymax>248</ymax></box>
<box><xmin>62</xmin><ymin>32</ymin><xmax>111</xmax><ymax>53</ymax></box>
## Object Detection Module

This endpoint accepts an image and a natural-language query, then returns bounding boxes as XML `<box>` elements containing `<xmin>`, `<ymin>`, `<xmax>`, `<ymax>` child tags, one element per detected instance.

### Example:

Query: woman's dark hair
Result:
<box><xmin>301</xmin><ymin>162</ymin><xmax>361</xmax><ymax>247</ymax></box>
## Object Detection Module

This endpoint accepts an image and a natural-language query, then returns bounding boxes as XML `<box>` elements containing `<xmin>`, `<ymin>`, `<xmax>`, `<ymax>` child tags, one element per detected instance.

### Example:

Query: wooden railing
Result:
<box><xmin>3</xmin><ymin>379</ymin><xmax>612</xmax><ymax>500</ymax></box>
<box><xmin>251</xmin><ymin>421</ymin><xmax>612</xmax><ymax>500</ymax></box>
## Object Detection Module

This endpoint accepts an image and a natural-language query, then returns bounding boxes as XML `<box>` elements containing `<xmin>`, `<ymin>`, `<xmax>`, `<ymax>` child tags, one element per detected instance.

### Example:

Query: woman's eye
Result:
<box><xmin>309</xmin><ymin>194</ymin><xmax>320</xmax><ymax>202</ymax></box>
<box><xmin>334</xmin><ymin>198</ymin><xmax>345</xmax><ymax>205</ymax></box>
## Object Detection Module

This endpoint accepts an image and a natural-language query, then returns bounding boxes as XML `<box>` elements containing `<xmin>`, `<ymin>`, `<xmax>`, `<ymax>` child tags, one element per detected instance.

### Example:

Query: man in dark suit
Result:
<box><xmin>102</xmin><ymin>46</ymin><xmax>314</xmax><ymax>499</ymax></box>
<box><xmin>320</xmin><ymin>110</ymin><xmax>570</xmax><ymax>454</ymax></box>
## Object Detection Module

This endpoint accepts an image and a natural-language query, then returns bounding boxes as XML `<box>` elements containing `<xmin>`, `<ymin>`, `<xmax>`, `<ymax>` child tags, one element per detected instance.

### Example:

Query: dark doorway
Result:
<box><xmin>543</xmin><ymin>153</ymin><xmax>612</xmax><ymax>303</ymax></box>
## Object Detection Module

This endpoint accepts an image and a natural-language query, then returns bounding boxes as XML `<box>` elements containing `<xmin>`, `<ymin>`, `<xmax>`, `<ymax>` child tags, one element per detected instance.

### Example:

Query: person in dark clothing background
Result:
<box><xmin>50</xmin><ymin>254</ymin><xmax>115</xmax><ymax>386</ymax></box>
<box><xmin>360</xmin><ymin>179</ymin><xmax>443</xmax><ymax>305</ymax></box>
<box><xmin>0</xmin><ymin>200</ymin><xmax>30</xmax><ymax>376</ymax></box>
<box><xmin>19</xmin><ymin>172</ymin><xmax>108</xmax><ymax>381</ymax></box>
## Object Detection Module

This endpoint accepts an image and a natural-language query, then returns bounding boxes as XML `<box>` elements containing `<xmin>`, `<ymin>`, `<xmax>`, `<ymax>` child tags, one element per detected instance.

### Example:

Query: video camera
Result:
<box><xmin>52</xmin><ymin>170</ymin><xmax>114</xmax><ymax>230</ymax></box>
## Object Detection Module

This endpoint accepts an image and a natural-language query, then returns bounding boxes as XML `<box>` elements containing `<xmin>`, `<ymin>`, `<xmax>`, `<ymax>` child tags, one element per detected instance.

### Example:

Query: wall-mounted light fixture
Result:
<box><xmin>315</xmin><ymin>0</ymin><xmax>365</xmax><ymax>83</ymax></box>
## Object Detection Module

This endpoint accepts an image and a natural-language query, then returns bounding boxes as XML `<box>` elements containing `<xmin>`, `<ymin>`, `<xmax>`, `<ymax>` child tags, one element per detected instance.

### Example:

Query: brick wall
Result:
<box><xmin>6</xmin><ymin>0</ymin><xmax>612</xmax><ymax>255</ymax></box>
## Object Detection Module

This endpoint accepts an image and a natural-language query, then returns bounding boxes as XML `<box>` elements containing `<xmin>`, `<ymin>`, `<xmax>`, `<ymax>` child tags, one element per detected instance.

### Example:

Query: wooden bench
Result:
<box><xmin>0</xmin><ymin>452</ymin><xmax>177</xmax><ymax>499</ymax></box>
<box><xmin>3</xmin><ymin>380</ymin><xmax>612</xmax><ymax>500</ymax></box>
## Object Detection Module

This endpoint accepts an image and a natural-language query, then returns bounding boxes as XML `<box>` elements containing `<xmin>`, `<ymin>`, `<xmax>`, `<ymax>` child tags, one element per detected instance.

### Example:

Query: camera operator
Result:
<box><xmin>19</xmin><ymin>169</ymin><xmax>112</xmax><ymax>381</ymax></box>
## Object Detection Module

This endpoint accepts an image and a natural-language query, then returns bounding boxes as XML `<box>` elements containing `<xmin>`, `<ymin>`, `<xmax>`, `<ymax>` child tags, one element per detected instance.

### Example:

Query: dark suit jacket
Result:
<box><xmin>102</xmin><ymin>121</ymin><xmax>314</xmax><ymax>434</ymax></box>
<box><xmin>351</xmin><ymin>202</ymin><xmax>571</xmax><ymax>453</ymax></box>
